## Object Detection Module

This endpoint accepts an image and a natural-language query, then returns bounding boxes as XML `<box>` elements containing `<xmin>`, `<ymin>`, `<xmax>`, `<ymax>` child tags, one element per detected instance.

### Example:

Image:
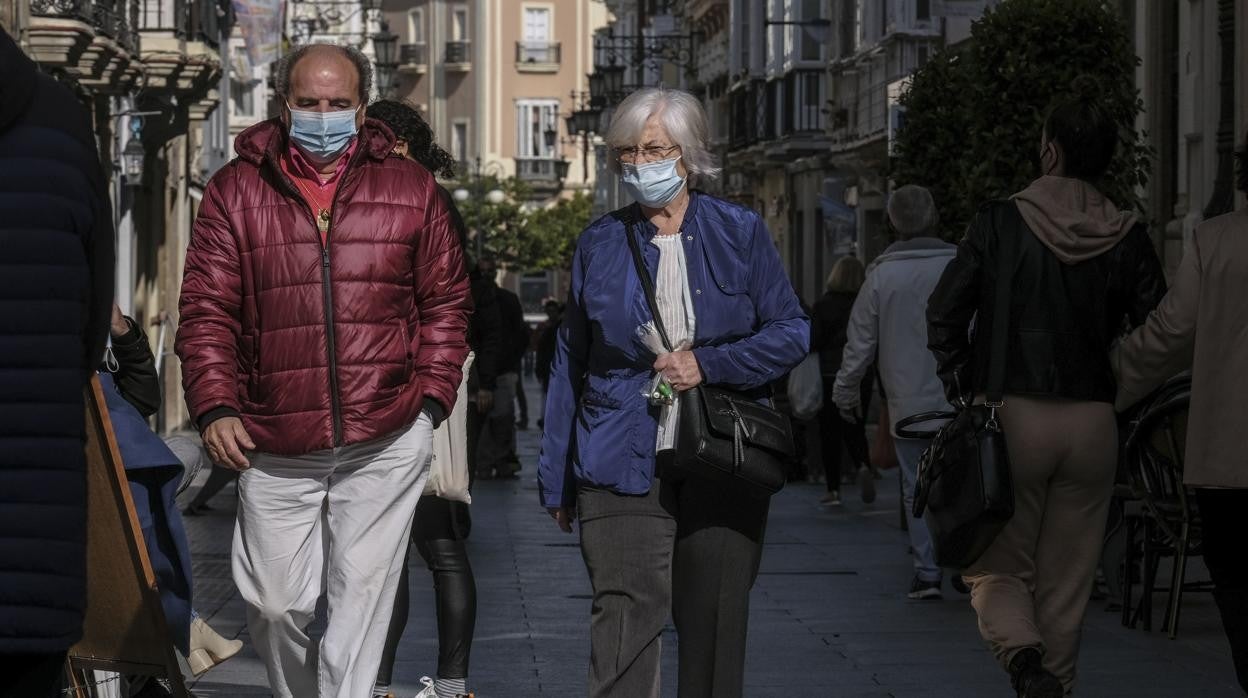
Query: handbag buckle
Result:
<box><xmin>984</xmin><ymin>401</ymin><xmax>1003</xmax><ymax>432</ymax></box>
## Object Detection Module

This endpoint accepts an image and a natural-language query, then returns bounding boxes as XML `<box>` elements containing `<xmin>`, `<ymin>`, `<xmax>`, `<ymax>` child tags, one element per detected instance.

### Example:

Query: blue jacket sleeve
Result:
<box><xmin>537</xmin><ymin>239</ymin><xmax>590</xmax><ymax>509</ymax></box>
<box><xmin>692</xmin><ymin>216</ymin><xmax>810</xmax><ymax>389</ymax></box>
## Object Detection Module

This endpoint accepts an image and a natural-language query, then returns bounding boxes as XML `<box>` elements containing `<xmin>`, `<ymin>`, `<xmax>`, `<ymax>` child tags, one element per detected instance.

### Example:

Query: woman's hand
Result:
<box><xmin>654</xmin><ymin>350</ymin><xmax>703</xmax><ymax>392</ymax></box>
<box><xmin>548</xmin><ymin>507</ymin><xmax>575</xmax><ymax>533</ymax></box>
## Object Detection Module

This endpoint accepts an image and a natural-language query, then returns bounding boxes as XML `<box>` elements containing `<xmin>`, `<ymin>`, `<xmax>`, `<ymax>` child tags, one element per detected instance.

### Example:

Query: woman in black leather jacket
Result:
<box><xmin>926</xmin><ymin>77</ymin><xmax>1166</xmax><ymax>698</ymax></box>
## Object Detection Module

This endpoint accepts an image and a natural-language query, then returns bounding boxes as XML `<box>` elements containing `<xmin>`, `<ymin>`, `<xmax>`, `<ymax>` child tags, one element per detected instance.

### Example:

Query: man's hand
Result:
<box><xmin>654</xmin><ymin>350</ymin><xmax>703</xmax><ymax>392</ymax></box>
<box><xmin>548</xmin><ymin>507</ymin><xmax>574</xmax><ymax>533</ymax></box>
<box><xmin>110</xmin><ymin>303</ymin><xmax>129</xmax><ymax>338</ymax></box>
<box><xmin>476</xmin><ymin>389</ymin><xmax>495</xmax><ymax>414</ymax></box>
<box><xmin>203</xmin><ymin>417</ymin><xmax>256</xmax><ymax>470</ymax></box>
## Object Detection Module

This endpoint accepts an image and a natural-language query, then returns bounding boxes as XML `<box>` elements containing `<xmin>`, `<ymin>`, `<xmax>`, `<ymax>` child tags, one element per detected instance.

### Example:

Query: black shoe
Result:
<box><xmin>907</xmin><ymin>575</ymin><xmax>942</xmax><ymax>600</ymax></box>
<box><xmin>1008</xmin><ymin>648</ymin><xmax>1063</xmax><ymax>698</ymax></box>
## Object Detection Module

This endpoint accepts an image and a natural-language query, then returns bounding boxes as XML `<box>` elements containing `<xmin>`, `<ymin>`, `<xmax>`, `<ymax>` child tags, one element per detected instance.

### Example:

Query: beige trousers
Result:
<box><xmin>963</xmin><ymin>396</ymin><xmax>1117</xmax><ymax>694</ymax></box>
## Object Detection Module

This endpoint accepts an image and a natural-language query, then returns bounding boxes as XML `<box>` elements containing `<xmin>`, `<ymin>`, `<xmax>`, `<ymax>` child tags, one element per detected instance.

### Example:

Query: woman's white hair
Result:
<box><xmin>604</xmin><ymin>87</ymin><xmax>721</xmax><ymax>182</ymax></box>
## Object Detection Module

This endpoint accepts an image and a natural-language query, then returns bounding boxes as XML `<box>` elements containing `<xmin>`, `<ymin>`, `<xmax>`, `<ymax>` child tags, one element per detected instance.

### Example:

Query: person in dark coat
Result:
<box><xmin>0</xmin><ymin>27</ymin><xmax>115</xmax><ymax>697</ymax></box>
<box><xmin>810</xmin><ymin>256</ymin><xmax>873</xmax><ymax>506</ymax></box>
<box><xmin>476</xmin><ymin>258</ymin><xmax>528</xmax><ymax>480</ymax></box>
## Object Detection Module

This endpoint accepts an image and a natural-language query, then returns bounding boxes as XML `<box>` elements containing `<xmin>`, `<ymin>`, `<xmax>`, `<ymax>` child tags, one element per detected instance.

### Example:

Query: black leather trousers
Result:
<box><xmin>376</xmin><ymin>495</ymin><xmax>476</xmax><ymax>683</ymax></box>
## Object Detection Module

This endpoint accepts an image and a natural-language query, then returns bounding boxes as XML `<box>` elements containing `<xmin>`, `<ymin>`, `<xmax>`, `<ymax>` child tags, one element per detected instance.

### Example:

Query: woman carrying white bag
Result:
<box><xmin>368</xmin><ymin>100</ymin><xmax>500</xmax><ymax>698</ymax></box>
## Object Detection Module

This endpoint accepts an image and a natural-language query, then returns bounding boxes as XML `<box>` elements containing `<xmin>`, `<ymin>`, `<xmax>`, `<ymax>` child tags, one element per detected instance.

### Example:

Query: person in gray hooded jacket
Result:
<box><xmin>833</xmin><ymin>185</ymin><xmax>956</xmax><ymax>601</ymax></box>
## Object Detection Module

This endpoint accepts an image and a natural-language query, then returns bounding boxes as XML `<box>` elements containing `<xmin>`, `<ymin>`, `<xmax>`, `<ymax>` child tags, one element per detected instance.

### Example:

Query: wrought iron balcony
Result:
<box><xmin>515</xmin><ymin>41</ymin><xmax>560</xmax><ymax>68</ymax></box>
<box><xmin>515</xmin><ymin>157</ymin><xmax>559</xmax><ymax>181</ymax></box>
<box><xmin>31</xmin><ymin>0</ymin><xmax>94</xmax><ymax>25</ymax></box>
<box><xmin>138</xmin><ymin>0</ymin><xmax>188</xmax><ymax>35</ymax></box>
<box><xmin>444</xmin><ymin>40</ymin><xmax>470</xmax><ymax>66</ymax></box>
<box><xmin>400</xmin><ymin>42</ymin><xmax>427</xmax><ymax>68</ymax></box>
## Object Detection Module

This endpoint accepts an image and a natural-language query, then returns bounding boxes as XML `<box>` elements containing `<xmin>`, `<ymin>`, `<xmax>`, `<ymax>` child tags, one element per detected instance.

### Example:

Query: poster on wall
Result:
<box><xmin>232</xmin><ymin>0</ymin><xmax>283</xmax><ymax>68</ymax></box>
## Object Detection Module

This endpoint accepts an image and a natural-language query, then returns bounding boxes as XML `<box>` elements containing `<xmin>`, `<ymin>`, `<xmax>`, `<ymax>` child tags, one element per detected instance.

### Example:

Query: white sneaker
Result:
<box><xmin>414</xmin><ymin>676</ymin><xmax>437</xmax><ymax>698</ymax></box>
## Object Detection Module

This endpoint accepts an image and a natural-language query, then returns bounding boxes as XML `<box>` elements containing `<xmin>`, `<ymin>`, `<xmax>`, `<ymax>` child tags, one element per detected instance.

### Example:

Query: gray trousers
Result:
<box><xmin>576</xmin><ymin>458</ymin><xmax>770</xmax><ymax>698</ymax></box>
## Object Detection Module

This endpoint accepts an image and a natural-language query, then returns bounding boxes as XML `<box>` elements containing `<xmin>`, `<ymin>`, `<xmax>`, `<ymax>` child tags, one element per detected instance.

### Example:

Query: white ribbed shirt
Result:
<box><xmin>651</xmin><ymin>233</ymin><xmax>696</xmax><ymax>452</ymax></box>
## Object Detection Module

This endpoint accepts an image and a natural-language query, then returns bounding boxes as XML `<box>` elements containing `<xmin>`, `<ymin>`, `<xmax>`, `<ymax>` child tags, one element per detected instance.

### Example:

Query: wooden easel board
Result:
<box><xmin>66</xmin><ymin>376</ymin><xmax>189</xmax><ymax>696</ymax></box>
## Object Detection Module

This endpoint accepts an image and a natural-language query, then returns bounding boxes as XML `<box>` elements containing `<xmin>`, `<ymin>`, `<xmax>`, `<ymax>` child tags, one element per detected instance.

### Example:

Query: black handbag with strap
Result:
<box><xmin>896</xmin><ymin>210</ymin><xmax>1017</xmax><ymax>568</ymax></box>
<box><xmin>623</xmin><ymin>218</ymin><xmax>794</xmax><ymax>498</ymax></box>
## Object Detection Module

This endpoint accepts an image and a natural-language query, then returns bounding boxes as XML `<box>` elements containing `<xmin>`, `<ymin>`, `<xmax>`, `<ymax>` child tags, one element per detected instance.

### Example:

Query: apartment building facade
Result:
<box><xmin>383</xmin><ymin>0</ymin><xmax>610</xmax><ymax>200</ymax></box>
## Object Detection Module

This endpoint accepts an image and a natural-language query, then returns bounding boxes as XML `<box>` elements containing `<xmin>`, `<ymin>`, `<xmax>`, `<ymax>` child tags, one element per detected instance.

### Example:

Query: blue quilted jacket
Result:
<box><xmin>538</xmin><ymin>191</ymin><xmax>809</xmax><ymax>509</ymax></box>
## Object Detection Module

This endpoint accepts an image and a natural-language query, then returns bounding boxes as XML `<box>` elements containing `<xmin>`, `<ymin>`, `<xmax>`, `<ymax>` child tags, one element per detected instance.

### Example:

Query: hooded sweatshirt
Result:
<box><xmin>1011</xmin><ymin>175</ymin><xmax>1137</xmax><ymax>264</ymax></box>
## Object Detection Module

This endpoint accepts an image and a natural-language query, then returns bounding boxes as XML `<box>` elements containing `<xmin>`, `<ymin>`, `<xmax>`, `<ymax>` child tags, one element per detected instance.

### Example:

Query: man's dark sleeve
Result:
<box><xmin>110</xmin><ymin>318</ymin><xmax>161</xmax><ymax>417</ymax></box>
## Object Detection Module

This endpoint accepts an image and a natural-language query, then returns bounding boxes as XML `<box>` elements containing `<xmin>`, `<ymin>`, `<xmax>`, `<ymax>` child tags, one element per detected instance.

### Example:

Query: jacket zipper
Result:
<box><xmin>321</xmin><ymin>238</ymin><xmax>343</xmax><ymax>446</ymax></box>
<box><xmin>274</xmin><ymin>165</ymin><xmax>346</xmax><ymax>447</ymax></box>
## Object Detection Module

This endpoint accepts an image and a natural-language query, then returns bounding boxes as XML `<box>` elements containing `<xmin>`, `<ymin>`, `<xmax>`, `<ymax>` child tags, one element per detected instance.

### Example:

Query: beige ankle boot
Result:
<box><xmin>187</xmin><ymin>616</ymin><xmax>243</xmax><ymax>676</ymax></box>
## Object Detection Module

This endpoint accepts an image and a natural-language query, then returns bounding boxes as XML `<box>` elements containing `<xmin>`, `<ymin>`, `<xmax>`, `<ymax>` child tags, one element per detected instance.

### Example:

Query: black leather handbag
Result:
<box><xmin>624</xmin><ymin>220</ymin><xmax>794</xmax><ymax>498</ymax></box>
<box><xmin>895</xmin><ymin>215</ymin><xmax>1017</xmax><ymax>569</ymax></box>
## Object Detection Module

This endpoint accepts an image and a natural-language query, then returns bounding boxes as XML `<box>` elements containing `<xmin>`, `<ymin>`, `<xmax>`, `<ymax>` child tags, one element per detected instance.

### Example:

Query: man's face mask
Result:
<box><xmin>287</xmin><ymin>104</ymin><xmax>360</xmax><ymax>163</ymax></box>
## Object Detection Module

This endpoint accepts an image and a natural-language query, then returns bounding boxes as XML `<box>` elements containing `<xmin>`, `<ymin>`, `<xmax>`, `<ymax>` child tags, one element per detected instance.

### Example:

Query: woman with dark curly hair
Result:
<box><xmin>366</xmin><ymin>99</ymin><xmax>493</xmax><ymax>698</ymax></box>
<box><xmin>367</xmin><ymin>99</ymin><xmax>457</xmax><ymax>179</ymax></box>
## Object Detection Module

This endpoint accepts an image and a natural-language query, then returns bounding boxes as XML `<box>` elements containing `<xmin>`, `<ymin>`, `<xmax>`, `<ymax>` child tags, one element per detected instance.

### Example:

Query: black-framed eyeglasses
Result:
<box><xmin>616</xmin><ymin>144</ymin><xmax>681</xmax><ymax>165</ymax></box>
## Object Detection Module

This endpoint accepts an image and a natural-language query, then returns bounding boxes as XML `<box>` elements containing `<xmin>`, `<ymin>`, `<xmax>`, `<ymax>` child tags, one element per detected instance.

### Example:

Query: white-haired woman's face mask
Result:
<box><xmin>617</xmin><ymin>118</ymin><xmax>688</xmax><ymax>209</ymax></box>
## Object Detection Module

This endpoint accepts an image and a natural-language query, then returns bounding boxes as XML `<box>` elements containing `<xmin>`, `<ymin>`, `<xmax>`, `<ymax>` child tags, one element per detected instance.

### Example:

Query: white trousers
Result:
<box><xmin>232</xmin><ymin>414</ymin><xmax>433</xmax><ymax>698</ymax></box>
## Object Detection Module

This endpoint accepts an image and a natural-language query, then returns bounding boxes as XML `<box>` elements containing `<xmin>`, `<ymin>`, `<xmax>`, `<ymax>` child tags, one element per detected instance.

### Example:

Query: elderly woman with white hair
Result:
<box><xmin>537</xmin><ymin>87</ymin><xmax>808</xmax><ymax>697</ymax></box>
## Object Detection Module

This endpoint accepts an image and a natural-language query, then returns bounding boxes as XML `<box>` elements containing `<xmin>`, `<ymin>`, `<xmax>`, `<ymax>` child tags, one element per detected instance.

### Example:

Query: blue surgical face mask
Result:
<box><xmin>287</xmin><ymin>104</ymin><xmax>360</xmax><ymax>163</ymax></box>
<box><xmin>621</xmin><ymin>156</ymin><xmax>687</xmax><ymax>208</ymax></box>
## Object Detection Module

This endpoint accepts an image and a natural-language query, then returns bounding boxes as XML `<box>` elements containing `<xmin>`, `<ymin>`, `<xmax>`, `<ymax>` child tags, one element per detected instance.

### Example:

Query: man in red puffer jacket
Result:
<box><xmin>174</xmin><ymin>43</ymin><xmax>470</xmax><ymax>698</ymax></box>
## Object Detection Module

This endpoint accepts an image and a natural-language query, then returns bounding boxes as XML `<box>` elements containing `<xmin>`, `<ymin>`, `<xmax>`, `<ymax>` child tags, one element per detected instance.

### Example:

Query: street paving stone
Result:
<box><xmin>181</xmin><ymin>377</ymin><xmax>1241</xmax><ymax>697</ymax></box>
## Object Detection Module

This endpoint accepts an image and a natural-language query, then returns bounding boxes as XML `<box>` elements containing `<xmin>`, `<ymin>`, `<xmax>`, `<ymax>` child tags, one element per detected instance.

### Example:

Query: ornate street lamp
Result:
<box><xmin>565</xmin><ymin>114</ymin><xmax>582</xmax><ymax>137</ymax></box>
<box><xmin>600</xmin><ymin>62</ymin><xmax>626</xmax><ymax>102</ymax></box>
<box><xmin>588</xmin><ymin>71</ymin><xmax>606</xmax><ymax>101</ymax></box>
<box><xmin>122</xmin><ymin>120</ymin><xmax>144</xmax><ymax>186</ymax></box>
<box><xmin>554</xmin><ymin>158</ymin><xmax>571</xmax><ymax>182</ymax></box>
<box><xmin>372</xmin><ymin>22</ymin><xmax>400</xmax><ymax>98</ymax></box>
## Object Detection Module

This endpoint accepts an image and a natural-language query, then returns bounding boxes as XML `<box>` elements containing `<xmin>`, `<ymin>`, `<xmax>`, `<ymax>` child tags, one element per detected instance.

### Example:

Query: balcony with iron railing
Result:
<box><xmin>28</xmin><ymin>0</ymin><xmax>144</xmax><ymax>93</ymax></box>
<box><xmin>399</xmin><ymin>42</ymin><xmax>428</xmax><ymax>72</ymax></box>
<box><xmin>445</xmin><ymin>40</ymin><xmax>471</xmax><ymax>70</ymax></box>
<box><xmin>515</xmin><ymin>41</ymin><xmax>560</xmax><ymax>72</ymax></box>
<box><xmin>516</xmin><ymin>157</ymin><xmax>558</xmax><ymax>180</ymax></box>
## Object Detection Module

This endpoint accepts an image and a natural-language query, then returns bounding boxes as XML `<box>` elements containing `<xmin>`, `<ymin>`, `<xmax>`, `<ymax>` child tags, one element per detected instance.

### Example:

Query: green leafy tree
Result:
<box><xmin>891</xmin><ymin>0</ymin><xmax>1150</xmax><ymax>239</ymax></box>
<box><xmin>450</xmin><ymin>175</ymin><xmax>592</xmax><ymax>272</ymax></box>
<box><xmin>507</xmin><ymin>192</ymin><xmax>593</xmax><ymax>271</ymax></box>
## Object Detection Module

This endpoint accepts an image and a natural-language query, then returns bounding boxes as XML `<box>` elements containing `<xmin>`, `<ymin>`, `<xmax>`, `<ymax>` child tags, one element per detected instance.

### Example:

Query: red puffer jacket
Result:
<box><xmin>176</xmin><ymin>118</ymin><xmax>471</xmax><ymax>456</ymax></box>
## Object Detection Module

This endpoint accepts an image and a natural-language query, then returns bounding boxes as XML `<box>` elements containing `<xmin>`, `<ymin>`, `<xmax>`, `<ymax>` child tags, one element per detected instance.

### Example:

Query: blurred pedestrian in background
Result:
<box><xmin>811</xmin><ymin>255</ymin><xmax>873</xmax><ymax>506</ymax></box>
<box><xmin>0</xmin><ymin>26</ymin><xmax>114</xmax><ymax>698</ymax></box>
<box><xmin>539</xmin><ymin>87</ymin><xmax>808</xmax><ymax>698</ymax></box>
<box><xmin>834</xmin><ymin>185</ymin><xmax>956</xmax><ymax>601</ymax></box>
<box><xmin>1112</xmin><ymin>131</ymin><xmax>1248</xmax><ymax>693</ymax></box>
<box><xmin>927</xmin><ymin>77</ymin><xmax>1166</xmax><ymax>697</ymax></box>
<box><xmin>476</xmin><ymin>257</ymin><xmax>528</xmax><ymax>480</ymax></box>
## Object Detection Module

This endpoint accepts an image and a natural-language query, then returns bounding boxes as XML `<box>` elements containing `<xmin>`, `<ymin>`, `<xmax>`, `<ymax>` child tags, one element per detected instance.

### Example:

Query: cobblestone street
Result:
<box><xmin>180</xmin><ymin>379</ymin><xmax>1241</xmax><ymax>697</ymax></box>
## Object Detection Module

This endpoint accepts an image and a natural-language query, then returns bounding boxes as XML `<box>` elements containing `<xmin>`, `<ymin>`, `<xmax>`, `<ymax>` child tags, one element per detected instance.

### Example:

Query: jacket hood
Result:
<box><xmin>234</xmin><ymin>117</ymin><xmax>397</xmax><ymax>168</ymax></box>
<box><xmin>1011</xmin><ymin>175</ymin><xmax>1137</xmax><ymax>265</ymax></box>
<box><xmin>0</xmin><ymin>28</ymin><xmax>37</xmax><ymax>133</ymax></box>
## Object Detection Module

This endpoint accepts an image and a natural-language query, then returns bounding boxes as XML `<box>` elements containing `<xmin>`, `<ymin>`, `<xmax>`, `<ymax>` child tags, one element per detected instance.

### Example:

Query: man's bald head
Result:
<box><xmin>276</xmin><ymin>43</ymin><xmax>373</xmax><ymax>107</ymax></box>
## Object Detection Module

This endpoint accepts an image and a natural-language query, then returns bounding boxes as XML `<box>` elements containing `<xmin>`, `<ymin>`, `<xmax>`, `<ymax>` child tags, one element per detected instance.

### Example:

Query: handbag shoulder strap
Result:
<box><xmin>623</xmin><ymin>212</ymin><xmax>675</xmax><ymax>353</ymax></box>
<box><xmin>985</xmin><ymin>203</ymin><xmax>1017</xmax><ymax>404</ymax></box>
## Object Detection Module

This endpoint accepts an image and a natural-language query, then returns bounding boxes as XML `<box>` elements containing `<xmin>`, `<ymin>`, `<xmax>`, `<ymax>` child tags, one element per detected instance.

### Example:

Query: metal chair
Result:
<box><xmin>1118</xmin><ymin>374</ymin><xmax>1209</xmax><ymax>639</ymax></box>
